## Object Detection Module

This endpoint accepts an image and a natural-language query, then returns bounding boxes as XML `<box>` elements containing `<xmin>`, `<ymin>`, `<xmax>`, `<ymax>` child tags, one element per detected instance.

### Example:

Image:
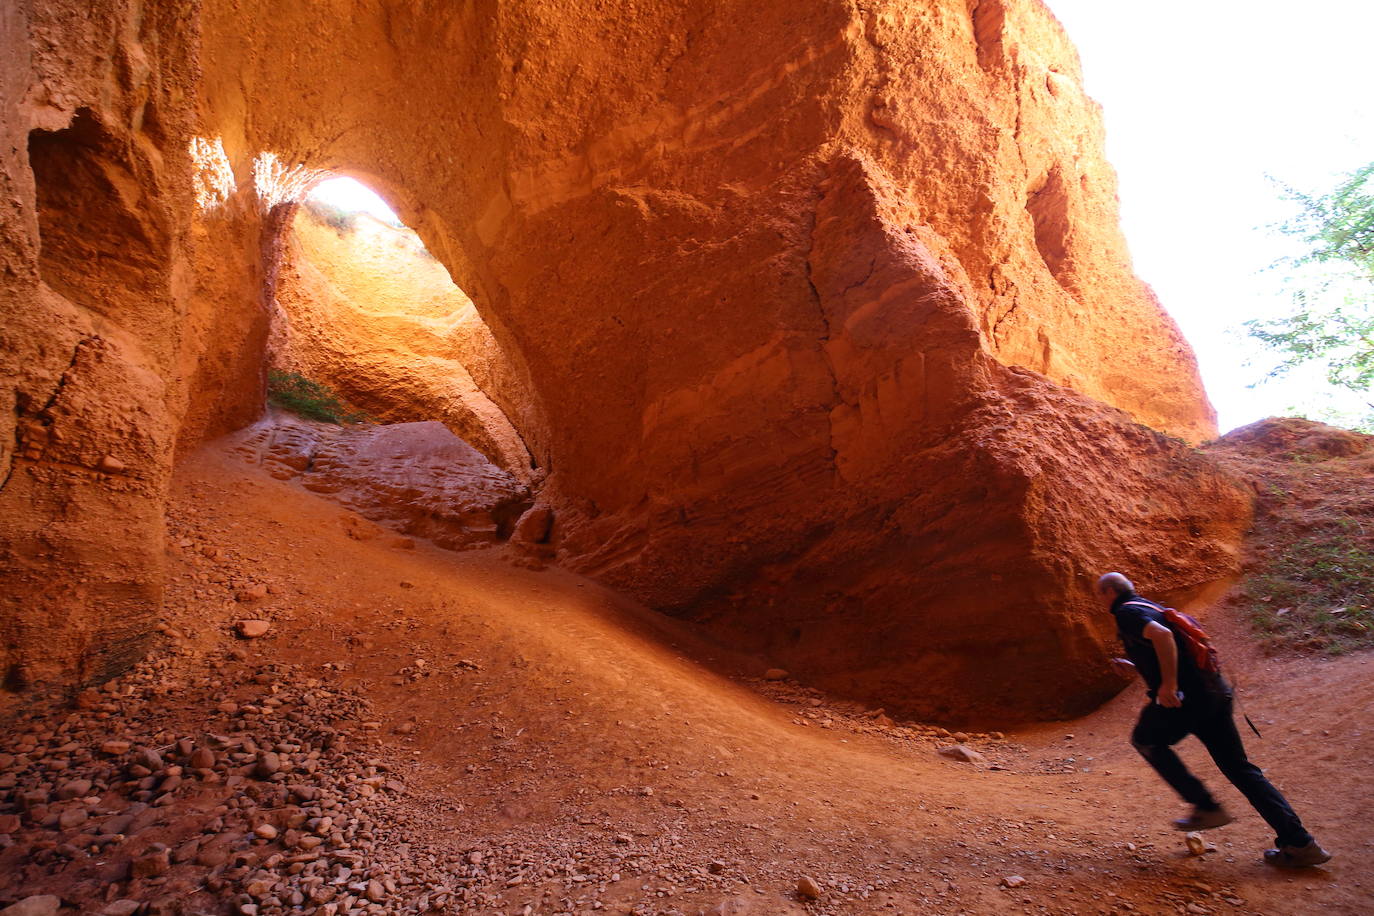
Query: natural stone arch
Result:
<box><xmin>267</xmin><ymin>173</ymin><xmax>538</xmax><ymax>478</ymax></box>
<box><xmin>2</xmin><ymin>0</ymin><xmax>1250</xmax><ymax>723</ymax></box>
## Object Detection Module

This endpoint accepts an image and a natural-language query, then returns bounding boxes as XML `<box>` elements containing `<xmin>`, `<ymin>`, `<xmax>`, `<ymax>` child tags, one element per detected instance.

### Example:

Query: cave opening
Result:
<box><xmin>264</xmin><ymin>175</ymin><xmax>534</xmax><ymax>480</ymax></box>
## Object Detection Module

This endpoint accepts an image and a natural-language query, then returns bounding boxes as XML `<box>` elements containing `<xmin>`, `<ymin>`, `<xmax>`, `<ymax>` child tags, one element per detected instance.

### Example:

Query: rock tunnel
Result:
<box><xmin>1</xmin><ymin>0</ymin><xmax>1251</xmax><ymax>724</ymax></box>
<box><xmin>269</xmin><ymin>176</ymin><xmax>536</xmax><ymax>479</ymax></box>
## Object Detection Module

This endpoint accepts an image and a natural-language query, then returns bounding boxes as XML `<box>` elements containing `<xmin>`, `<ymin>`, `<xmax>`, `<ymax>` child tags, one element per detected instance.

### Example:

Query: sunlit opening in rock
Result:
<box><xmin>308</xmin><ymin>176</ymin><xmax>403</xmax><ymax>226</ymax></box>
<box><xmin>265</xmin><ymin>175</ymin><xmax>534</xmax><ymax>479</ymax></box>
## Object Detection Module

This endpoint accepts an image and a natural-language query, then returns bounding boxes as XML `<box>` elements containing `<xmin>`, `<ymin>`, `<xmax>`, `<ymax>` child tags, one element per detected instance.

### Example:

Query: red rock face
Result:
<box><xmin>1</xmin><ymin>0</ymin><xmax>1247</xmax><ymax>721</ymax></box>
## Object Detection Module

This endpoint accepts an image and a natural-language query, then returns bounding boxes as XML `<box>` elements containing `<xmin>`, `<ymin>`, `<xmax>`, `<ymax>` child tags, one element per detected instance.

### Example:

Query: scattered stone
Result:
<box><xmin>56</xmin><ymin>778</ymin><xmax>93</xmax><ymax>799</ymax></box>
<box><xmin>133</xmin><ymin>847</ymin><xmax>171</xmax><ymax>877</ymax></box>
<box><xmin>100</xmin><ymin>739</ymin><xmax>132</xmax><ymax>755</ymax></box>
<box><xmin>97</xmin><ymin>455</ymin><xmax>127</xmax><ymax>474</ymax></box>
<box><xmin>1002</xmin><ymin>875</ymin><xmax>1027</xmax><ymax>888</ymax></box>
<box><xmin>0</xmin><ymin>897</ymin><xmax>60</xmax><ymax>916</ymax></box>
<box><xmin>1185</xmin><ymin>832</ymin><xmax>1207</xmax><ymax>856</ymax></box>
<box><xmin>57</xmin><ymin>806</ymin><xmax>88</xmax><ymax>829</ymax></box>
<box><xmin>189</xmin><ymin>746</ymin><xmax>216</xmax><ymax>769</ymax></box>
<box><xmin>236</xmin><ymin>583</ymin><xmax>270</xmax><ymax>602</ymax></box>
<box><xmin>253</xmin><ymin>752</ymin><xmax>281</xmax><ymax>778</ymax></box>
<box><xmin>136</xmin><ymin>745</ymin><xmax>164</xmax><ymax>769</ymax></box>
<box><xmin>937</xmin><ymin>744</ymin><xmax>987</xmax><ymax>764</ymax></box>
<box><xmin>236</xmin><ymin>619</ymin><xmax>272</xmax><ymax>638</ymax></box>
<box><xmin>173</xmin><ymin>837</ymin><xmax>202</xmax><ymax>863</ymax></box>
<box><xmin>100</xmin><ymin>902</ymin><xmax>141</xmax><ymax>916</ymax></box>
<box><xmin>796</xmin><ymin>876</ymin><xmax>822</xmax><ymax>900</ymax></box>
<box><xmin>254</xmin><ymin>823</ymin><xmax>279</xmax><ymax>840</ymax></box>
<box><xmin>763</xmin><ymin>668</ymin><xmax>789</xmax><ymax>681</ymax></box>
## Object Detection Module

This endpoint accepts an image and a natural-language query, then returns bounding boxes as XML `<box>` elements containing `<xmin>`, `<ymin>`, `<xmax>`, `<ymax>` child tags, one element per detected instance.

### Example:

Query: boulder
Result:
<box><xmin>0</xmin><ymin>897</ymin><xmax>61</xmax><ymax>916</ymax></box>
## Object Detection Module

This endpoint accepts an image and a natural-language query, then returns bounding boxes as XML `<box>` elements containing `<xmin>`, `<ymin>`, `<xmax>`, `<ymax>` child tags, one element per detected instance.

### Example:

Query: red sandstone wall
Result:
<box><xmin>1</xmin><ymin>1</ymin><xmax>196</xmax><ymax>698</ymax></box>
<box><xmin>1</xmin><ymin>0</ymin><xmax>1248</xmax><ymax>721</ymax></box>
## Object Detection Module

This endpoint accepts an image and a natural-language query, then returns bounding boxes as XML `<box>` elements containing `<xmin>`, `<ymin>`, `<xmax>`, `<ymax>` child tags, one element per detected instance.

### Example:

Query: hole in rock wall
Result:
<box><xmin>1025</xmin><ymin>168</ymin><xmax>1075</xmax><ymax>293</ymax></box>
<box><xmin>29</xmin><ymin>109</ymin><xmax>165</xmax><ymax>317</ymax></box>
<box><xmin>267</xmin><ymin>176</ymin><xmax>531</xmax><ymax>474</ymax></box>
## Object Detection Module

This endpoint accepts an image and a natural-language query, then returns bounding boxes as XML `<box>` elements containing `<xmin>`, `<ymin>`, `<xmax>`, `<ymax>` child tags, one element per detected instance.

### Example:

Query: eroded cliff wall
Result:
<box><xmin>2</xmin><ymin>0</ymin><xmax>1246</xmax><ymax>721</ymax></box>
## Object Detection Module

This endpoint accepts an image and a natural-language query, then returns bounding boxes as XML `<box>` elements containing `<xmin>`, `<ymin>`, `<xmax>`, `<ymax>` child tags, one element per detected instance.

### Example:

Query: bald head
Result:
<box><xmin>1097</xmin><ymin>572</ymin><xmax>1134</xmax><ymax>602</ymax></box>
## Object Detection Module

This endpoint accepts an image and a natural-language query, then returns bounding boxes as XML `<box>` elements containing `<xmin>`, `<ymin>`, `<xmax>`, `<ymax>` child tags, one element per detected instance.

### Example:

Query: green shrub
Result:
<box><xmin>301</xmin><ymin>198</ymin><xmax>357</xmax><ymax>234</ymax></box>
<box><xmin>1244</xmin><ymin>519</ymin><xmax>1374</xmax><ymax>654</ymax></box>
<box><xmin>267</xmin><ymin>370</ymin><xmax>373</xmax><ymax>424</ymax></box>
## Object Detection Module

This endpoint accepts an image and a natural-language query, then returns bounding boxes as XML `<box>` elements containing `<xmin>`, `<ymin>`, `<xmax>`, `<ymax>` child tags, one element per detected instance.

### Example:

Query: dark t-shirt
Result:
<box><xmin>1111</xmin><ymin>593</ymin><xmax>1215</xmax><ymax>700</ymax></box>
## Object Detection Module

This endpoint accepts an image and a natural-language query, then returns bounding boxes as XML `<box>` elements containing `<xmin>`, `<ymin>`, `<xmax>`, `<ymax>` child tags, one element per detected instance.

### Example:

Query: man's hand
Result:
<box><xmin>1156</xmin><ymin>682</ymin><xmax>1184</xmax><ymax>708</ymax></box>
<box><xmin>1108</xmin><ymin>657</ymin><xmax>1136</xmax><ymax>678</ymax></box>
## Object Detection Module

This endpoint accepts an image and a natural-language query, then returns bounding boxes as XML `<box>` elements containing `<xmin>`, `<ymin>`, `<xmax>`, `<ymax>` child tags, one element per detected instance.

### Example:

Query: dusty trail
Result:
<box><xmin>2</xmin><ymin>439</ymin><xmax>1369</xmax><ymax>915</ymax></box>
<box><xmin>152</xmin><ymin>443</ymin><xmax>1372</xmax><ymax>914</ymax></box>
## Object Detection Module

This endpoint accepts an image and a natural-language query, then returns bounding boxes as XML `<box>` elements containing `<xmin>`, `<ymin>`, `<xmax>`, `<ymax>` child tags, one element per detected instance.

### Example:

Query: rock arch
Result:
<box><xmin>1</xmin><ymin>0</ymin><xmax>1248</xmax><ymax>722</ymax></box>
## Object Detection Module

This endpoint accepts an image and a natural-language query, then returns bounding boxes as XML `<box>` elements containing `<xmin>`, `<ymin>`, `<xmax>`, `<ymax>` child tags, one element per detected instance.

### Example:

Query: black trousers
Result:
<box><xmin>1131</xmin><ymin>687</ymin><xmax>1313</xmax><ymax>848</ymax></box>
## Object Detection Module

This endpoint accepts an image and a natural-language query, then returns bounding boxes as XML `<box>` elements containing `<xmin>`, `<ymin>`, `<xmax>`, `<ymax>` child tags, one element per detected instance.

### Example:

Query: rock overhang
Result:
<box><xmin>0</xmin><ymin>0</ymin><xmax>1247</xmax><ymax>722</ymax></box>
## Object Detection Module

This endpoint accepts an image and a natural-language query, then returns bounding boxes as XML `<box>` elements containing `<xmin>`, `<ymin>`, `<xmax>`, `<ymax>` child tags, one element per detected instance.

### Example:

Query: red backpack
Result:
<box><xmin>1161</xmin><ymin>607</ymin><xmax>1222</xmax><ymax>675</ymax></box>
<box><xmin>1122</xmin><ymin>600</ymin><xmax>1258</xmax><ymax>735</ymax></box>
<box><xmin>1123</xmin><ymin>601</ymin><xmax>1221</xmax><ymax>675</ymax></box>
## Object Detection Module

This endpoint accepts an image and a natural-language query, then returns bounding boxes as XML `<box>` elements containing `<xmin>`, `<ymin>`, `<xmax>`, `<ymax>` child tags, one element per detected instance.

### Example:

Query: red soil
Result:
<box><xmin>6</xmin><ymin>434</ymin><xmax>1366</xmax><ymax>914</ymax></box>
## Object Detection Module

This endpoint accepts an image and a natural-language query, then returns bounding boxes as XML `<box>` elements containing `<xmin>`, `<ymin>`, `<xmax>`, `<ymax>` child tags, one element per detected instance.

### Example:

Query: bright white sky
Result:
<box><xmin>1045</xmin><ymin>0</ymin><xmax>1374</xmax><ymax>433</ymax></box>
<box><xmin>310</xmin><ymin>176</ymin><xmax>402</xmax><ymax>224</ymax></box>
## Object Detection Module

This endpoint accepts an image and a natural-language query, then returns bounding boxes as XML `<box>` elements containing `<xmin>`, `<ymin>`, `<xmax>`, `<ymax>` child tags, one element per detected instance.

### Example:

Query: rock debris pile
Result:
<box><xmin>0</xmin><ymin>642</ymin><xmax>904</xmax><ymax>915</ymax></box>
<box><xmin>0</xmin><ymin>649</ymin><xmax>443</xmax><ymax>915</ymax></box>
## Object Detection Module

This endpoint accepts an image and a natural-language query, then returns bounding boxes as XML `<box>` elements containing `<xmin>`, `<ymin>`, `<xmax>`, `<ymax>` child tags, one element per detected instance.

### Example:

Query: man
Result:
<box><xmin>1096</xmin><ymin>572</ymin><xmax>1331</xmax><ymax>867</ymax></box>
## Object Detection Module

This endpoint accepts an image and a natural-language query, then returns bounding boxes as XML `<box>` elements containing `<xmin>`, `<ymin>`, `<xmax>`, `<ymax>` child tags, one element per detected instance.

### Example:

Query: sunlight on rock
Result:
<box><xmin>252</xmin><ymin>150</ymin><xmax>326</xmax><ymax>211</ymax></box>
<box><xmin>188</xmin><ymin>136</ymin><xmax>235</xmax><ymax>212</ymax></box>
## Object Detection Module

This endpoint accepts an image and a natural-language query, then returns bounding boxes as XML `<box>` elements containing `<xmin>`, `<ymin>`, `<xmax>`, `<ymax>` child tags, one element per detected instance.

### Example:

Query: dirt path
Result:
<box><xmin>5</xmin><ymin>442</ymin><xmax>1371</xmax><ymax>915</ymax></box>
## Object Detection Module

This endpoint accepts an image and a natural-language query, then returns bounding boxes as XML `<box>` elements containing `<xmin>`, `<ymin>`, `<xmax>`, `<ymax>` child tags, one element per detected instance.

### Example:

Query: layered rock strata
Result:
<box><xmin>2</xmin><ymin>0</ymin><xmax>1245</xmax><ymax>720</ymax></box>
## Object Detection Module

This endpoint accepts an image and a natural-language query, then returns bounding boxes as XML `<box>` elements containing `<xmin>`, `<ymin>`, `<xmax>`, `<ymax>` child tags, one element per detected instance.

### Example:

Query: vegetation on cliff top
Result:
<box><xmin>301</xmin><ymin>197</ymin><xmax>360</xmax><ymax>235</ymax></box>
<box><xmin>1247</xmin><ymin>160</ymin><xmax>1374</xmax><ymax>431</ymax></box>
<box><xmin>1212</xmin><ymin>420</ymin><xmax>1374</xmax><ymax>656</ymax></box>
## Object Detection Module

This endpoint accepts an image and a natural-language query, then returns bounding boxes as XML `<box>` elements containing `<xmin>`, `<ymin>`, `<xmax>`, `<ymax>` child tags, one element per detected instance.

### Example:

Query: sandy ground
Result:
<box><xmin>95</xmin><ymin>440</ymin><xmax>1366</xmax><ymax>916</ymax></box>
<box><xmin>8</xmin><ymin>439</ymin><xmax>1363</xmax><ymax>916</ymax></box>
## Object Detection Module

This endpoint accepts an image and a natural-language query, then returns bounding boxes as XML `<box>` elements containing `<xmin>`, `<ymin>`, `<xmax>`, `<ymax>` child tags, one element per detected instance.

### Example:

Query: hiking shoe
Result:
<box><xmin>1264</xmin><ymin>841</ymin><xmax>1332</xmax><ymax>868</ymax></box>
<box><xmin>1171</xmin><ymin>806</ymin><xmax>1233</xmax><ymax>831</ymax></box>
